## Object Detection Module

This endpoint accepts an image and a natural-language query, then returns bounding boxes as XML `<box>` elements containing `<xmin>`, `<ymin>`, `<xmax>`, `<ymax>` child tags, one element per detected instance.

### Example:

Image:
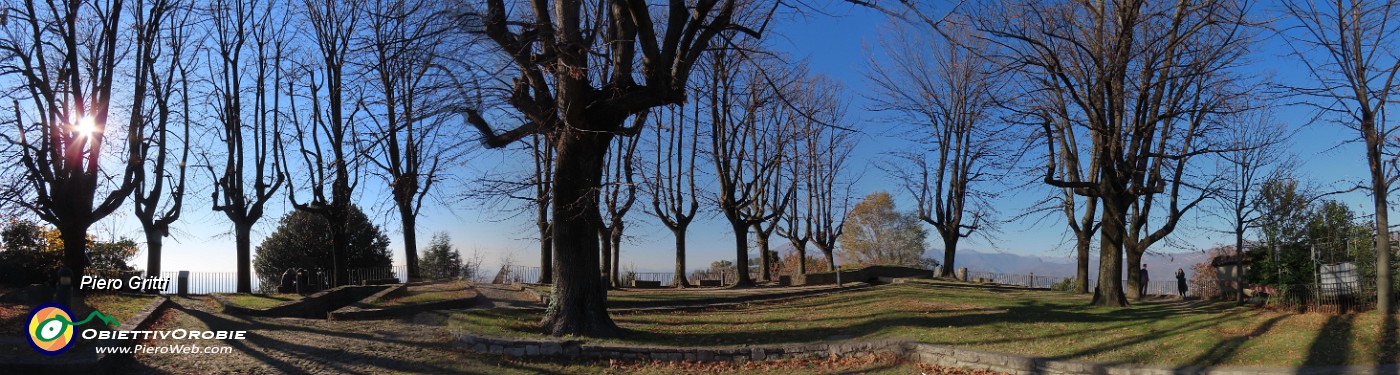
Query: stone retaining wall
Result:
<box><xmin>801</xmin><ymin>265</ymin><xmax>933</xmax><ymax>286</ymax></box>
<box><xmin>452</xmin><ymin>331</ymin><xmax>1400</xmax><ymax>375</ymax></box>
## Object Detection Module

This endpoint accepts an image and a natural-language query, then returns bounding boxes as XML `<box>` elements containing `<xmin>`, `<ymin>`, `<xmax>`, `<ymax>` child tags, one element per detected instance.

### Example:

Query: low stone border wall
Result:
<box><xmin>96</xmin><ymin>294</ymin><xmax>171</xmax><ymax>367</ymax></box>
<box><xmin>452</xmin><ymin>331</ymin><xmax>1400</xmax><ymax>375</ymax></box>
<box><xmin>328</xmin><ymin>284</ymin><xmax>485</xmax><ymax>320</ymax></box>
<box><xmin>514</xmin><ymin>283</ymin><xmax>873</xmax><ymax>312</ymax></box>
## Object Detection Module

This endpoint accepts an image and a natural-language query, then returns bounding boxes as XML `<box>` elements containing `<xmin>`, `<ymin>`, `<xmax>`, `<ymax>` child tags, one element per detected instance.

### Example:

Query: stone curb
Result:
<box><xmin>451</xmin><ymin>331</ymin><xmax>1400</xmax><ymax>375</ymax></box>
<box><xmin>96</xmin><ymin>294</ymin><xmax>172</xmax><ymax>367</ymax></box>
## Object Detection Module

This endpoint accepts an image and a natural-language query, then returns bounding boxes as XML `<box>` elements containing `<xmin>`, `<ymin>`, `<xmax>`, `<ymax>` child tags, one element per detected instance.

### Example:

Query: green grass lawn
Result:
<box><xmin>441</xmin><ymin>283</ymin><xmax>1400</xmax><ymax>367</ymax></box>
<box><xmin>375</xmin><ymin>281</ymin><xmax>474</xmax><ymax>307</ymax></box>
<box><xmin>84</xmin><ymin>293</ymin><xmax>161</xmax><ymax>327</ymax></box>
<box><xmin>220</xmin><ymin>293</ymin><xmax>300</xmax><ymax>309</ymax></box>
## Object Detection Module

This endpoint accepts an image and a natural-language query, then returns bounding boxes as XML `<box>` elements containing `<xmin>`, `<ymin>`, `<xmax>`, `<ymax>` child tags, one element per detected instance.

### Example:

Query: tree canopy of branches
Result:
<box><xmin>777</xmin><ymin>74</ymin><xmax>847</xmax><ymax>276</ymax></box>
<box><xmin>205</xmin><ymin>0</ymin><xmax>290</xmax><ymax>293</ymax></box>
<box><xmin>869</xmin><ymin>24</ymin><xmax>1013</xmax><ymax>279</ymax></box>
<box><xmin>706</xmin><ymin>48</ymin><xmax>792</xmax><ymax>287</ymax></box>
<box><xmin>283</xmin><ymin>0</ymin><xmax>365</xmax><ymax>288</ymax></box>
<box><xmin>646</xmin><ymin>102</ymin><xmax>701</xmax><ymax>288</ymax></box>
<box><xmin>1212</xmin><ymin>107</ymin><xmax>1288</xmax><ymax>302</ymax></box>
<box><xmin>973</xmin><ymin>0</ymin><xmax>1256</xmax><ymax>306</ymax></box>
<box><xmin>458</xmin><ymin>0</ymin><xmax>770</xmax><ymax>337</ymax></box>
<box><xmin>359</xmin><ymin>0</ymin><xmax>461</xmax><ymax>281</ymax></box>
<box><xmin>600</xmin><ymin>134</ymin><xmax>640</xmax><ymax>288</ymax></box>
<box><xmin>0</xmin><ymin>0</ymin><xmax>183</xmax><ymax>287</ymax></box>
<box><xmin>1281</xmin><ymin>0</ymin><xmax>1400</xmax><ymax>314</ymax></box>
<box><xmin>132</xmin><ymin>0</ymin><xmax>193</xmax><ymax>288</ymax></box>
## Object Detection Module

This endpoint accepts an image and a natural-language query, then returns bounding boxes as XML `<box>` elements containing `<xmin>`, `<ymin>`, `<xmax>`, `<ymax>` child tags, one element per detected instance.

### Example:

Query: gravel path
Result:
<box><xmin>108</xmin><ymin>296</ymin><xmax>553</xmax><ymax>374</ymax></box>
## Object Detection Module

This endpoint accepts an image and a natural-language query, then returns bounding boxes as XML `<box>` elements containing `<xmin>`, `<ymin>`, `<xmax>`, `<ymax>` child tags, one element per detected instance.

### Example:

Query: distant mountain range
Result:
<box><xmin>947</xmin><ymin>249</ymin><xmax>1211</xmax><ymax>281</ymax></box>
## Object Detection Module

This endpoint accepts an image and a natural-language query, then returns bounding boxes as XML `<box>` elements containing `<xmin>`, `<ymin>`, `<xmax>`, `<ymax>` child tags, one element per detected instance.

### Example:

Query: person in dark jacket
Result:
<box><xmin>1139</xmin><ymin>264</ymin><xmax>1149</xmax><ymax>297</ymax></box>
<box><xmin>1176</xmin><ymin>268</ymin><xmax>1188</xmax><ymax>298</ymax></box>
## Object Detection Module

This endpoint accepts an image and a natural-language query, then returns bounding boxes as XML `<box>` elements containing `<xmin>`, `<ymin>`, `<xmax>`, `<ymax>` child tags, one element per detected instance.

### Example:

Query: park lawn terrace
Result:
<box><xmin>439</xmin><ymin>283</ymin><xmax>1397</xmax><ymax>367</ymax></box>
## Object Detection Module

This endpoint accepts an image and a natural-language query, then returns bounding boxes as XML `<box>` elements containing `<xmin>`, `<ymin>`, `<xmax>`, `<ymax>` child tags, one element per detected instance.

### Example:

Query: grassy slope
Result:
<box><xmin>220</xmin><ymin>293</ymin><xmax>300</xmax><ymax>309</ymax></box>
<box><xmin>84</xmin><ymin>293</ymin><xmax>161</xmax><ymax>327</ymax></box>
<box><xmin>446</xmin><ymin>283</ymin><xmax>1400</xmax><ymax>367</ymax></box>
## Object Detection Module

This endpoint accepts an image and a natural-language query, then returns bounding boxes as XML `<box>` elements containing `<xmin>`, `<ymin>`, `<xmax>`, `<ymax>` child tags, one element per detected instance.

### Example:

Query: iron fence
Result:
<box><xmin>87</xmin><ymin>266</ymin><xmax>406</xmax><ymax>295</ymax></box>
<box><xmin>629</xmin><ymin>272</ymin><xmax>675</xmax><ymax>286</ymax></box>
<box><xmin>493</xmin><ymin>265</ymin><xmax>542</xmax><ymax>284</ymax></box>
<box><xmin>1258</xmin><ymin>280</ymin><xmax>1397</xmax><ymax>313</ymax></box>
<box><xmin>963</xmin><ymin>270</ymin><xmax>1071</xmax><ymax>289</ymax></box>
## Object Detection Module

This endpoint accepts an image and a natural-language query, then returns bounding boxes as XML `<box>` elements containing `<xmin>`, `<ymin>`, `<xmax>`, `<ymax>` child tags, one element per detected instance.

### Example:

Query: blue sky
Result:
<box><xmin>95</xmin><ymin>3</ymin><xmax>1380</xmax><ymax>277</ymax></box>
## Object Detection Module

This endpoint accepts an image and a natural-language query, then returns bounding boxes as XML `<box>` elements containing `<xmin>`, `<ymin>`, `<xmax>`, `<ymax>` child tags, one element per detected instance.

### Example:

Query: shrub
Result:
<box><xmin>252</xmin><ymin>205</ymin><xmax>392</xmax><ymax>289</ymax></box>
<box><xmin>1050</xmin><ymin>277</ymin><xmax>1075</xmax><ymax>292</ymax></box>
<box><xmin>1190</xmin><ymin>261</ymin><xmax>1221</xmax><ymax>300</ymax></box>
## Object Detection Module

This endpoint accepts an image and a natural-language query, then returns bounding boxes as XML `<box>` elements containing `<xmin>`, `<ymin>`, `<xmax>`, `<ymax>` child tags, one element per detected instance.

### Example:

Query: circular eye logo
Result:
<box><xmin>27</xmin><ymin>303</ymin><xmax>76</xmax><ymax>355</ymax></box>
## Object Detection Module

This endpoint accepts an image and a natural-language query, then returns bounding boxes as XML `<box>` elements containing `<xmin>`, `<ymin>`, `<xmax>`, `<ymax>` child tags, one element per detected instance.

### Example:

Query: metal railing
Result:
<box><xmin>963</xmin><ymin>270</ymin><xmax>1071</xmax><ymax>289</ymax></box>
<box><xmin>493</xmin><ymin>265</ymin><xmax>542</xmax><ymax>284</ymax></box>
<box><xmin>87</xmin><ymin>266</ymin><xmax>405</xmax><ymax>295</ymax></box>
<box><xmin>1259</xmin><ymin>280</ymin><xmax>1396</xmax><ymax>313</ymax></box>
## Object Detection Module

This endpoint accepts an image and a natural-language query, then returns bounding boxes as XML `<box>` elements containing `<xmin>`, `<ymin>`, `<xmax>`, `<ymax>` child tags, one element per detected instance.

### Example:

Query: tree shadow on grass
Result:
<box><xmin>1382</xmin><ymin>313</ymin><xmax>1398</xmax><ymax>375</ymax></box>
<box><xmin>1184</xmin><ymin>315</ymin><xmax>1287</xmax><ymax>367</ymax></box>
<box><xmin>154</xmin><ymin>301</ymin><xmax>477</xmax><ymax>374</ymax></box>
<box><xmin>1301</xmin><ymin>314</ymin><xmax>1354</xmax><ymax>367</ymax></box>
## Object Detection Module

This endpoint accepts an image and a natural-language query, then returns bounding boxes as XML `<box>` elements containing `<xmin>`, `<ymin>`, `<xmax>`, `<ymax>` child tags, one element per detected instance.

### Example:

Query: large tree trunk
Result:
<box><xmin>1126</xmin><ymin>249</ymin><xmax>1143</xmax><ymax>300</ymax></box>
<box><xmin>672</xmin><ymin>228</ymin><xmax>690</xmax><ymax>288</ymax></box>
<box><xmin>754</xmin><ymin>226</ymin><xmax>771</xmax><ymax>282</ymax></box>
<box><xmin>400</xmin><ymin>208</ymin><xmax>420</xmax><ymax>281</ymax></box>
<box><xmin>540</xmin><ymin>132</ymin><xmax>618</xmax><ymax>337</ymax></box>
<box><xmin>539</xmin><ymin>222</ymin><xmax>553</xmax><ymax>284</ymax></box>
<box><xmin>796</xmin><ymin>240</ymin><xmax>808</xmax><ymax>275</ymax></box>
<box><xmin>145</xmin><ymin>229</ymin><xmax>163</xmax><ymax>292</ymax></box>
<box><xmin>1235</xmin><ymin>224</ymin><xmax>1246</xmax><ymax>303</ymax></box>
<box><xmin>60</xmin><ymin>224</ymin><xmax>91</xmax><ymax>294</ymax></box>
<box><xmin>1075</xmin><ymin>233</ymin><xmax>1091</xmax><ymax>294</ymax></box>
<box><xmin>940</xmin><ymin>234</ymin><xmax>958</xmax><ymax>278</ymax></box>
<box><xmin>731</xmin><ymin>221</ymin><xmax>754</xmax><ymax>287</ymax></box>
<box><xmin>235</xmin><ymin>222</ymin><xmax>253</xmax><ymax>293</ymax></box>
<box><xmin>330</xmin><ymin>208</ymin><xmax>348</xmax><ymax>287</ymax></box>
<box><xmin>1092</xmin><ymin>195</ymin><xmax>1129</xmax><ymax>307</ymax></box>
<box><xmin>610</xmin><ymin>226</ymin><xmax>622</xmax><ymax>288</ymax></box>
<box><xmin>1374</xmin><ymin>172</ymin><xmax>1394</xmax><ymax>314</ymax></box>
<box><xmin>598</xmin><ymin>226</ymin><xmax>613</xmax><ymax>288</ymax></box>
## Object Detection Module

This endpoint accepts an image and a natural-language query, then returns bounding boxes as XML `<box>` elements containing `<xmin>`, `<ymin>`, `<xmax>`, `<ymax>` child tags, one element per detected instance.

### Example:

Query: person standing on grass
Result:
<box><xmin>1175</xmin><ymin>268</ymin><xmax>1188</xmax><ymax>298</ymax></box>
<box><xmin>1139</xmin><ymin>264</ymin><xmax>1150</xmax><ymax>297</ymax></box>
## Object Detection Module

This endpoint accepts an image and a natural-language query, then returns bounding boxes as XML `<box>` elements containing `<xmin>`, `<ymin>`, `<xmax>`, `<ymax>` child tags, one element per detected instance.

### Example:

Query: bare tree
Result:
<box><xmin>284</xmin><ymin>0</ymin><xmax>365</xmax><ymax>288</ymax></box>
<box><xmin>359</xmin><ymin>0</ymin><xmax>455</xmax><ymax>281</ymax></box>
<box><xmin>974</xmin><ymin>0</ymin><xmax>1256</xmax><ymax>306</ymax></box>
<box><xmin>458</xmin><ymin>0</ymin><xmax>769</xmax><ymax>336</ymax></box>
<box><xmin>0</xmin><ymin>0</ymin><xmax>171</xmax><ymax>286</ymax></box>
<box><xmin>807</xmin><ymin>115</ymin><xmax>858</xmax><ymax>272</ymax></box>
<box><xmin>1212</xmin><ymin>107</ymin><xmax>1287</xmax><ymax>303</ymax></box>
<box><xmin>870</xmin><ymin>25</ymin><xmax>1012</xmax><ymax>279</ymax></box>
<box><xmin>707</xmin><ymin>48</ymin><xmax>791</xmax><ymax>287</ymax></box>
<box><xmin>773</xmin><ymin>74</ymin><xmax>848</xmax><ymax>277</ymax></box>
<box><xmin>134</xmin><ymin>0</ymin><xmax>194</xmax><ymax>285</ymax></box>
<box><xmin>599</xmin><ymin>134</ymin><xmax>639</xmax><ymax>288</ymax></box>
<box><xmin>1281</xmin><ymin>0</ymin><xmax>1400</xmax><ymax>314</ymax></box>
<box><xmin>530</xmin><ymin>133</ymin><xmax>554</xmax><ymax>284</ymax></box>
<box><xmin>205</xmin><ymin>0</ymin><xmax>289</xmax><ymax>293</ymax></box>
<box><xmin>646</xmin><ymin>102</ymin><xmax>701</xmax><ymax>288</ymax></box>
